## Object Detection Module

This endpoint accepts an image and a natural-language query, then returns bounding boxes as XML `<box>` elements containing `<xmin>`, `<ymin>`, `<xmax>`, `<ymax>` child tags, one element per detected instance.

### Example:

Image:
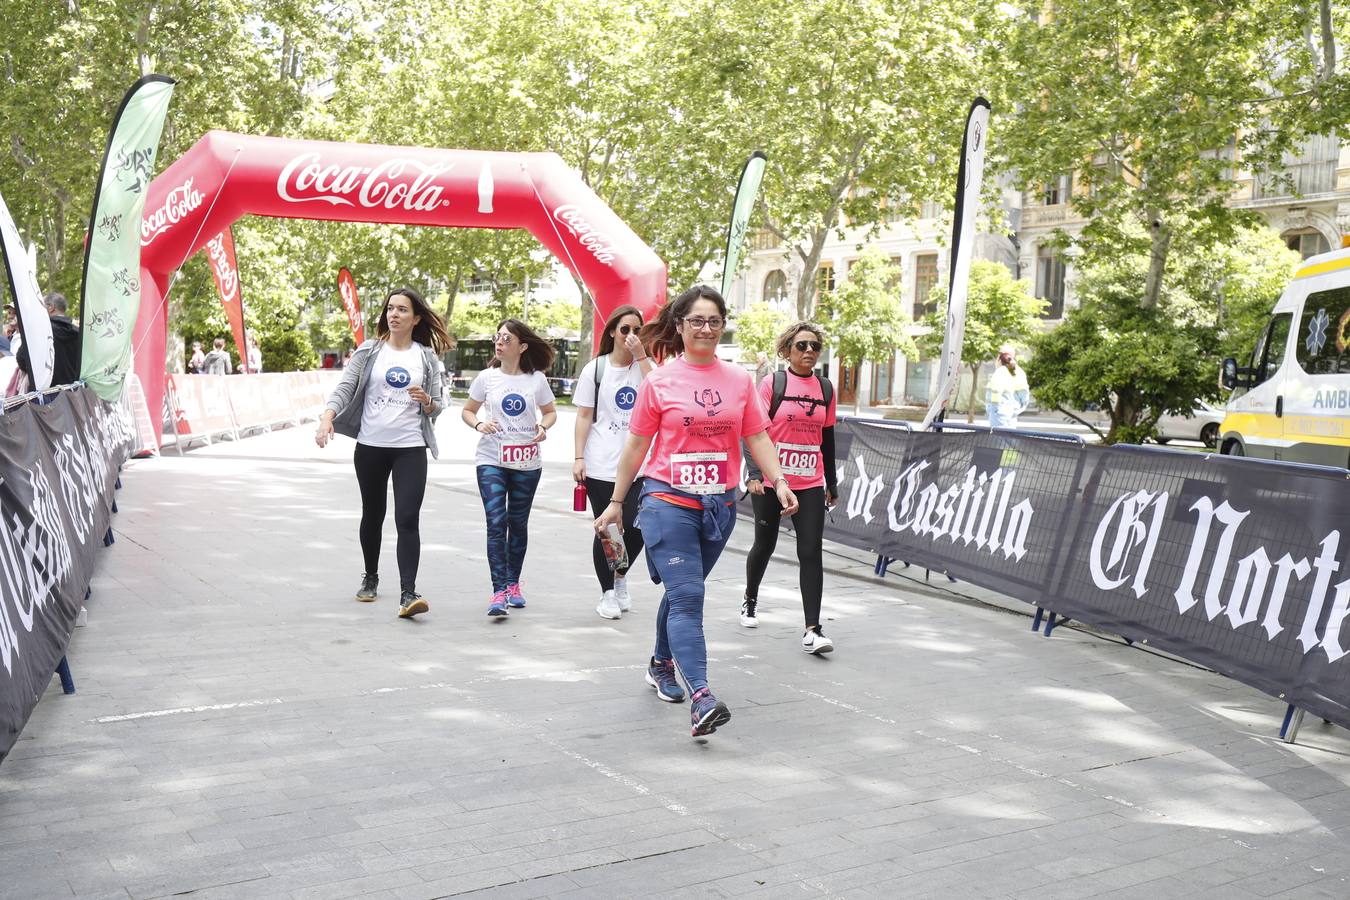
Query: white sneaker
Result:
<box><xmin>740</xmin><ymin>597</ymin><xmax>758</xmax><ymax>628</ymax></box>
<box><xmin>596</xmin><ymin>590</ymin><xmax>622</xmax><ymax>620</ymax></box>
<box><xmin>802</xmin><ymin>627</ymin><xmax>833</xmax><ymax>655</ymax></box>
<box><xmin>613</xmin><ymin>576</ymin><xmax>632</xmax><ymax>612</ymax></box>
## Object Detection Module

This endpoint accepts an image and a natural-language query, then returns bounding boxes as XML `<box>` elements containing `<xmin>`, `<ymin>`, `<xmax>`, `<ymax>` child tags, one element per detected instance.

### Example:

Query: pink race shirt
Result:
<box><xmin>760</xmin><ymin>371</ymin><xmax>837</xmax><ymax>491</ymax></box>
<box><xmin>630</xmin><ymin>357</ymin><xmax>769</xmax><ymax>494</ymax></box>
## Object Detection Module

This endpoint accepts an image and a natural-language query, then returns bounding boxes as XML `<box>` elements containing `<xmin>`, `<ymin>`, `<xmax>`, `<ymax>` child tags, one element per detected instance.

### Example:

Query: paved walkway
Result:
<box><xmin>4</xmin><ymin>412</ymin><xmax>1350</xmax><ymax>899</ymax></box>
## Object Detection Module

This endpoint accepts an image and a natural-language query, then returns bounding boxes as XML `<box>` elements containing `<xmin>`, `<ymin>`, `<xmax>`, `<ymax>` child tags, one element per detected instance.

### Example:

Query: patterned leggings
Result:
<box><xmin>475</xmin><ymin>465</ymin><xmax>543</xmax><ymax>592</ymax></box>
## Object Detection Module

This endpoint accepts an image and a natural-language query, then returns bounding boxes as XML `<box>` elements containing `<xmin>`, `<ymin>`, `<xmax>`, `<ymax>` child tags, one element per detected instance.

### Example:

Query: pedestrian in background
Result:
<box><xmin>202</xmin><ymin>338</ymin><xmax>233</xmax><ymax>375</ymax></box>
<box><xmin>574</xmin><ymin>304</ymin><xmax>654</xmax><ymax>620</ymax></box>
<box><xmin>247</xmin><ymin>336</ymin><xmax>263</xmax><ymax>374</ymax></box>
<box><xmin>189</xmin><ymin>341</ymin><xmax>206</xmax><ymax>374</ymax></box>
<box><xmin>985</xmin><ymin>345</ymin><xmax>1029</xmax><ymax>429</ymax></box>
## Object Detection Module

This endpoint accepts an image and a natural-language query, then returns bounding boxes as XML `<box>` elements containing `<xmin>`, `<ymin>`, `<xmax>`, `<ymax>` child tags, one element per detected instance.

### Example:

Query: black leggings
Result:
<box><xmin>745</xmin><ymin>486</ymin><xmax>826</xmax><ymax>627</ymax></box>
<box><xmin>353</xmin><ymin>443</ymin><xmax>427</xmax><ymax>592</ymax></box>
<box><xmin>585</xmin><ymin>476</ymin><xmax>644</xmax><ymax>591</ymax></box>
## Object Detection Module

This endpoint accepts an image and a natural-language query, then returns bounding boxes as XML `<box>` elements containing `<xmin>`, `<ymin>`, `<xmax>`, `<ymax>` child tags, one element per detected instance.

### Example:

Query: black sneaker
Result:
<box><xmin>690</xmin><ymin>688</ymin><xmax>731</xmax><ymax>736</ymax></box>
<box><xmin>398</xmin><ymin>590</ymin><xmax>429</xmax><ymax>618</ymax></box>
<box><xmin>355</xmin><ymin>573</ymin><xmax>378</xmax><ymax>602</ymax></box>
<box><xmin>739</xmin><ymin>596</ymin><xmax>758</xmax><ymax>628</ymax></box>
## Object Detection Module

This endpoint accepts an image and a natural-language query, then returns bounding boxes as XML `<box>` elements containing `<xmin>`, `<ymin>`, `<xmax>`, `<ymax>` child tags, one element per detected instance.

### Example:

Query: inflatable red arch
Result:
<box><xmin>135</xmin><ymin>131</ymin><xmax>667</xmax><ymax>440</ymax></box>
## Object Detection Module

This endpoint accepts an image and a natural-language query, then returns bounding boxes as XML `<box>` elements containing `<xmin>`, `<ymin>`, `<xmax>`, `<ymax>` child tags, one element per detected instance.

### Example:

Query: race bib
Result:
<box><xmin>499</xmin><ymin>442</ymin><xmax>540</xmax><ymax>470</ymax></box>
<box><xmin>778</xmin><ymin>442</ymin><xmax>820</xmax><ymax>478</ymax></box>
<box><xmin>670</xmin><ymin>451</ymin><xmax>727</xmax><ymax>495</ymax></box>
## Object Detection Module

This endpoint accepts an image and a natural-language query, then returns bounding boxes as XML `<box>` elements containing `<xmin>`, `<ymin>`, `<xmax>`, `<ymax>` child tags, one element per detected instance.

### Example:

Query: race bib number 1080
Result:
<box><xmin>777</xmin><ymin>442</ymin><xmax>819</xmax><ymax>478</ymax></box>
<box><xmin>670</xmin><ymin>451</ymin><xmax>727</xmax><ymax>495</ymax></box>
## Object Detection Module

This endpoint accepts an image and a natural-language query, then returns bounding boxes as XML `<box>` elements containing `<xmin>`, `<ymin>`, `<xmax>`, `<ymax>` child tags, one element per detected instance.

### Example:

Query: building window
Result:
<box><xmin>920</xmin><ymin>199</ymin><xmax>943</xmax><ymax>220</ymax></box>
<box><xmin>913</xmin><ymin>253</ymin><xmax>939</xmax><ymax>320</ymax></box>
<box><xmin>1285</xmin><ymin>229</ymin><xmax>1331</xmax><ymax>260</ymax></box>
<box><xmin>816</xmin><ymin>261</ymin><xmax>835</xmax><ymax>296</ymax></box>
<box><xmin>1255</xmin><ymin>133</ymin><xmax>1339</xmax><ymax>199</ymax></box>
<box><xmin>1042</xmin><ymin>173</ymin><xmax>1072</xmax><ymax>206</ymax></box>
<box><xmin>763</xmin><ymin>269</ymin><xmax>789</xmax><ymax>309</ymax></box>
<box><xmin>1036</xmin><ymin>247</ymin><xmax>1065</xmax><ymax>319</ymax></box>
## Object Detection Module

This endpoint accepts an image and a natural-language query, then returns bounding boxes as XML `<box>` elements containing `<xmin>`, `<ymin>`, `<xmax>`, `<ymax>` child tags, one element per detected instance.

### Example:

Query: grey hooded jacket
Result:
<box><xmin>325</xmin><ymin>339</ymin><xmax>447</xmax><ymax>458</ymax></box>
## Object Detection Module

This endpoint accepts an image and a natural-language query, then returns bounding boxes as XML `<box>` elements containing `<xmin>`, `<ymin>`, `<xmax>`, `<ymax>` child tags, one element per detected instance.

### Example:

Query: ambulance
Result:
<box><xmin>1220</xmin><ymin>242</ymin><xmax>1350</xmax><ymax>468</ymax></box>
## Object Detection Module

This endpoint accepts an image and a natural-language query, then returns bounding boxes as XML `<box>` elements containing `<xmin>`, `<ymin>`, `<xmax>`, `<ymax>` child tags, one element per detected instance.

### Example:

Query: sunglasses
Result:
<box><xmin>794</xmin><ymin>340</ymin><xmax>823</xmax><ymax>352</ymax></box>
<box><xmin>493</xmin><ymin>334</ymin><xmax>515</xmax><ymax>345</ymax></box>
<box><xmin>681</xmin><ymin>316</ymin><xmax>725</xmax><ymax>331</ymax></box>
<box><xmin>616</xmin><ymin>324</ymin><xmax>640</xmax><ymax>335</ymax></box>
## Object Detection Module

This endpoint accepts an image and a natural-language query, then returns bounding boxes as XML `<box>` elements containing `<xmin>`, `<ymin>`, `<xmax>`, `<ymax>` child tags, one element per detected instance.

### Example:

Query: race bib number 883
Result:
<box><xmin>670</xmin><ymin>451</ymin><xmax>727</xmax><ymax>495</ymax></box>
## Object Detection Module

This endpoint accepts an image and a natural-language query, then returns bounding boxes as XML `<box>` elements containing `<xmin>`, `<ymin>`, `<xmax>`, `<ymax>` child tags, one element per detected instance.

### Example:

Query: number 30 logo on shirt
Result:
<box><xmin>501</xmin><ymin>393</ymin><xmax>527</xmax><ymax>416</ymax></box>
<box><xmin>385</xmin><ymin>367</ymin><xmax>411</xmax><ymax>388</ymax></box>
<box><xmin>615</xmin><ymin>387</ymin><xmax>637</xmax><ymax>410</ymax></box>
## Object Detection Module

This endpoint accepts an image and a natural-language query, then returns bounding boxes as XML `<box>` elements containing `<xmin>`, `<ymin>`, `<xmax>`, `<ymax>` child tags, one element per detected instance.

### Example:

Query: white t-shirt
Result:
<box><xmin>469</xmin><ymin>368</ymin><xmax>555</xmax><ymax>469</ymax></box>
<box><xmin>357</xmin><ymin>343</ymin><xmax>427</xmax><ymax>448</ymax></box>
<box><xmin>575</xmin><ymin>355</ymin><xmax>645</xmax><ymax>480</ymax></box>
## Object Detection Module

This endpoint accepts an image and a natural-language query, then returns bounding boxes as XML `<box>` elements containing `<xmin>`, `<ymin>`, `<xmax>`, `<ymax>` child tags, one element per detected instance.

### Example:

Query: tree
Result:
<box><xmin>918</xmin><ymin>260</ymin><xmax>1046</xmax><ymax>421</ymax></box>
<box><xmin>1027</xmin><ymin>222</ymin><xmax>1298</xmax><ymax>443</ymax></box>
<box><xmin>815</xmin><ymin>248</ymin><xmax>916</xmax><ymax>412</ymax></box>
<box><xmin>734</xmin><ymin>302</ymin><xmax>790</xmax><ymax>362</ymax></box>
<box><xmin>996</xmin><ymin>0</ymin><xmax>1347</xmax><ymax>310</ymax></box>
<box><xmin>666</xmin><ymin>0</ymin><xmax>986</xmax><ymax>318</ymax></box>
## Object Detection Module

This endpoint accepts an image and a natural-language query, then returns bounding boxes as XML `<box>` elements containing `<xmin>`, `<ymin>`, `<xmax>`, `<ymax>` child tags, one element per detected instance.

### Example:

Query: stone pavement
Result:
<box><xmin>4</xmin><ymin>411</ymin><xmax>1350</xmax><ymax>899</ymax></box>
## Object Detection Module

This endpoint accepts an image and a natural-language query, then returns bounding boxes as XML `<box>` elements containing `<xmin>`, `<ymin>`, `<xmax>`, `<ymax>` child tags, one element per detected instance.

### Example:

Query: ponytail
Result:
<box><xmin>639</xmin><ymin>284</ymin><xmax>727</xmax><ymax>363</ymax></box>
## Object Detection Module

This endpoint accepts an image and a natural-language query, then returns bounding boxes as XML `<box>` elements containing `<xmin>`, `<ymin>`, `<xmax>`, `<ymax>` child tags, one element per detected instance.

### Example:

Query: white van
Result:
<box><xmin>1220</xmin><ymin>243</ymin><xmax>1350</xmax><ymax>468</ymax></box>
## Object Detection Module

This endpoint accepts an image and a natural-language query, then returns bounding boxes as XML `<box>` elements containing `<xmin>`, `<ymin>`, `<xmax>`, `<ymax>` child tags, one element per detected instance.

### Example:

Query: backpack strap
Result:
<box><xmin>767</xmin><ymin>370</ymin><xmax>788</xmax><ymax>419</ymax></box>
<box><xmin>816</xmin><ymin>373</ymin><xmax>834</xmax><ymax>412</ymax></box>
<box><xmin>592</xmin><ymin>354</ymin><xmax>607</xmax><ymax>423</ymax></box>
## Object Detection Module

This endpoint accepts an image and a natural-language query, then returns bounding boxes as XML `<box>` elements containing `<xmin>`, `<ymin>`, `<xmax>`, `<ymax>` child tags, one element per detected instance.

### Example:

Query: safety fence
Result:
<box><xmin>817</xmin><ymin>417</ymin><xmax>1350</xmax><ymax>735</ymax></box>
<box><xmin>0</xmin><ymin>385</ymin><xmax>133</xmax><ymax>764</ymax></box>
<box><xmin>165</xmin><ymin>371</ymin><xmax>342</xmax><ymax>451</ymax></box>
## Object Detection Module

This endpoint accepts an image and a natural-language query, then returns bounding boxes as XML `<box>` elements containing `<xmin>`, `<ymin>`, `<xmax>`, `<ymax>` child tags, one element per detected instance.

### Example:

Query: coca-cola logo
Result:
<box><xmin>553</xmin><ymin>205</ymin><xmax>618</xmax><ymax>266</ymax></box>
<box><xmin>206</xmin><ymin>234</ymin><xmax>238</xmax><ymax>304</ymax></box>
<box><xmin>277</xmin><ymin>153</ymin><xmax>452</xmax><ymax>211</ymax></box>
<box><xmin>141</xmin><ymin>177</ymin><xmax>204</xmax><ymax>245</ymax></box>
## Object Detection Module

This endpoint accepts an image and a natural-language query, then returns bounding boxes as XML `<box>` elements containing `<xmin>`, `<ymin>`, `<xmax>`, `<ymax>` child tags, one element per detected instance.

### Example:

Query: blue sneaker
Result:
<box><xmin>645</xmin><ymin>657</ymin><xmax>685</xmax><ymax>703</ymax></box>
<box><xmin>690</xmin><ymin>688</ymin><xmax>731</xmax><ymax>737</ymax></box>
<box><xmin>488</xmin><ymin>589</ymin><xmax>509</xmax><ymax>619</ymax></box>
<box><xmin>506</xmin><ymin>583</ymin><xmax>527</xmax><ymax>608</ymax></box>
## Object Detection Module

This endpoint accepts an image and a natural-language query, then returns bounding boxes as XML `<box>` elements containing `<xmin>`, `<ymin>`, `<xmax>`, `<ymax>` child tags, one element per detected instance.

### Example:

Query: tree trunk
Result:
<box><xmin>1142</xmin><ymin>212</ymin><xmax>1172</xmax><ymax>309</ymax></box>
<box><xmin>442</xmin><ymin>268</ymin><xmax>462</xmax><ymax>329</ymax></box>
<box><xmin>966</xmin><ymin>363</ymin><xmax>979</xmax><ymax>423</ymax></box>
<box><xmin>794</xmin><ymin>227</ymin><xmax>828</xmax><ymax>318</ymax></box>
<box><xmin>575</xmin><ymin>291</ymin><xmax>595</xmax><ymax>377</ymax></box>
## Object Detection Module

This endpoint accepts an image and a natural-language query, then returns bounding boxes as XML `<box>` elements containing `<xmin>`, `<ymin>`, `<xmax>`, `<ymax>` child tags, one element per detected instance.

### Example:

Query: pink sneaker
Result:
<box><xmin>488</xmin><ymin>589</ymin><xmax>509</xmax><ymax>618</ymax></box>
<box><xmin>506</xmin><ymin>583</ymin><xmax>527</xmax><ymax>608</ymax></box>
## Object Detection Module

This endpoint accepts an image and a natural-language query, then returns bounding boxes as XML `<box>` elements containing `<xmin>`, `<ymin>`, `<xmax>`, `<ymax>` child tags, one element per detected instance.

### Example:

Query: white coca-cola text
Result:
<box><xmin>277</xmin><ymin>153</ymin><xmax>451</xmax><ymax>212</ymax></box>
<box><xmin>141</xmin><ymin>177</ymin><xmax>204</xmax><ymax>245</ymax></box>
<box><xmin>553</xmin><ymin>205</ymin><xmax>618</xmax><ymax>265</ymax></box>
<box><xmin>205</xmin><ymin>234</ymin><xmax>238</xmax><ymax>303</ymax></box>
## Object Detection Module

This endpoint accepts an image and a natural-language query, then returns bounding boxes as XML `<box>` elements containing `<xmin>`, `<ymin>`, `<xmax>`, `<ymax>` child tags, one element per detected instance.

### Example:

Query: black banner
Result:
<box><xmin>0</xmin><ymin>389</ymin><xmax>133</xmax><ymax>763</ymax></box>
<box><xmin>773</xmin><ymin>419</ymin><xmax>1350</xmax><ymax>729</ymax></box>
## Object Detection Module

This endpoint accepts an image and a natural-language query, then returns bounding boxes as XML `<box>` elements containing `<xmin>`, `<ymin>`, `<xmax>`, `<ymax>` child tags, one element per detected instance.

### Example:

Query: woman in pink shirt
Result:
<box><xmin>743</xmin><ymin>322</ymin><xmax>838</xmax><ymax>654</ymax></box>
<box><xmin>595</xmin><ymin>285</ymin><xmax>798</xmax><ymax>737</ymax></box>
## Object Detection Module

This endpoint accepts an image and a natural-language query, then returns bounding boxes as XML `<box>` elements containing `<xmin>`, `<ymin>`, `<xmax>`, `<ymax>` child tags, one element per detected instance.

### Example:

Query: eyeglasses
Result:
<box><xmin>617</xmin><ymin>324</ymin><xmax>639</xmax><ymax>335</ymax></box>
<box><xmin>794</xmin><ymin>340</ymin><xmax>823</xmax><ymax>352</ymax></box>
<box><xmin>493</xmin><ymin>334</ymin><xmax>514</xmax><ymax>345</ymax></box>
<box><xmin>680</xmin><ymin>316</ymin><xmax>725</xmax><ymax>332</ymax></box>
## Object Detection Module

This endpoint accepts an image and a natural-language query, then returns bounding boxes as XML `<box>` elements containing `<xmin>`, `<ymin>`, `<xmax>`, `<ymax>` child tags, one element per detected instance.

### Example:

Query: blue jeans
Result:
<box><xmin>639</xmin><ymin>480</ymin><xmax>737</xmax><ymax>695</ymax></box>
<box><xmin>476</xmin><ymin>465</ymin><xmax>543</xmax><ymax>592</ymax></box>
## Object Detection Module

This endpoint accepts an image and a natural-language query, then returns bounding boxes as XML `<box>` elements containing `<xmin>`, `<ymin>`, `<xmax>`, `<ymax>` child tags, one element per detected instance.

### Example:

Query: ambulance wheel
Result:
<box><xmin>1200</xmin><ymin>423</ymin><xmax>1218</xmax><ymax>449</ymax></box>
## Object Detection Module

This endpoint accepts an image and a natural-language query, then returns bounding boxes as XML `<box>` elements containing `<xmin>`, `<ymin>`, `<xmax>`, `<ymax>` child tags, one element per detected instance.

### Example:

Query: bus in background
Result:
<box><xmin>444</xmin><ymin>336</ymin><xmax>581</xmax><ymax>396</ymax></box>
<box><xmin>1220</xmin><ymin>242</ymin><xmax>1350</xmax><ymax>468</ymax></box>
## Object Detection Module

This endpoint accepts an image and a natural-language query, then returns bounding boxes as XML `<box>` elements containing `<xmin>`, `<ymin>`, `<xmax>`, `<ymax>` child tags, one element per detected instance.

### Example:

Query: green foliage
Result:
<box><xmin>816</xmin><ymin>248</ymin><xmax>916</xmax><ymax>374</ymax></box>
<box><xmin>734</xmin><ymin>302</ymin><xmax>791</xmax><ymax>362</ymax></box>
<box><xmin>1027</xmin><ymin>222</ymin><xmax>1297</xmax><ymax>443</ymax></box>
<box><xmin>918</xmin><ymin>260</ymin><xmax>1045</xmax><ymax>365</ymax></box>
<box><xmin>995</xmin><ymin>0</ymin><xmax>1344</xmax><ymax>307</ymax></box>
<box><xmin>449</xmin><ymin>294</ymin><xmax>581</xmax><ymax>338</ymax></box>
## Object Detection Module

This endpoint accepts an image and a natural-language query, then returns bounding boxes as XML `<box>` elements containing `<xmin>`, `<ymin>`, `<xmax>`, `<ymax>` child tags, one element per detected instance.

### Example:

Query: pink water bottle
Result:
<box><xmin>573</xmin><ymin>481</ymin><xmax>588</xmax><ymax>512</ymax></box>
